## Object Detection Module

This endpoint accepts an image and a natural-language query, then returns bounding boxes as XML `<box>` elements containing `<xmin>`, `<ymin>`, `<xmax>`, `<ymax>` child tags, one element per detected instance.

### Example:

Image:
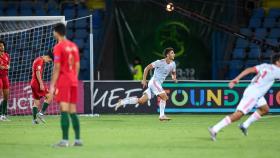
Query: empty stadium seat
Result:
<box><xmin>66</xmin><ymin>29</ymin><xmax>74</xmax><ymax>39</ymax></box>
<box><xmin>254</xmin><ymin>28</ymin><xmax>267</xmax><ymax>38</ymax></box>
<box><xmin>75</xmin><ymin>29</ymin><xmax>88</xmax><ymax>39</ymax></box>
<box><xmin>77</xmin><ymin>9</ymin><xmax>91</xmax><ymax>17</ymax></box>
<box><xmin>73</xmin><ymin>39</ymin><xmax>85</xmax><ymax>49</ymax></box>
<box><xmin>19</xmin><ymin>2</ymin><xmax>33</xmax><ymax>10</ymax></box>
<box><xmin>240</xmin><ymin>28</ymin><xmax>252</xmax><ymax>37</ymax></box>
<box><xmin>34</xmin><ymin>8</ymin><xmax>47</xmax><ymax>16</ymax></box>
<box><xmin>266</xmin><ymin>38</ymin><xmax>278</xmax><ymax>46</ymax></box>
<box><xmin>268</xmin><ymin>8</ymin><xmax>280</xmax><ymax>18</ymax></box>
<box><xmin>75</xmin><ymin>19</ymin><xmax>88</xmax><ymax>29</ymax></box>
<box><xmin>262</xmin><ymin>49</ymin><xmax>273</xmax><ymax>59</ymax></box>
<box><xmin>244</xmin><ymin>60</ymin><xmax>259</xmax><ymax>68</ymax></box>
<box><xmin>249</xmin><ymin>18</ymin><xmax>262</xmax><ymax>28</ymax></box>
<box><xmin>248</xmin><ymin>48</ymin><xmax>260</xmax><ymax>59</ymax></box>
<box><xmin>48</xmin><ymin>9</ymin><xmax>60</xmax><ymax>16</ymax></box>
<box><xmin>20</xmin><ymin>9</ymin><xmax>33</xmax><ymax>16</ymax></box>
<box><xmin>232</xmin><ymin>48</ymin><xmax>245</xmax><ymax>59</ymax></box>
<box><xmin>6</xmin><ymin>9</ymin><xmax>18</xmax><ymax>16</ymax></box>
<box><xmin>263</xmin><ymin>18</ymin><xmax>276</xmax><ymax>28</ymax></box>
<box><xmin>63</xmin><ymin>8</ymin><xmax>76</xmax><ymax>20</ymax></box>
<box><xmin>269</xmin><ymin>29</ymin><xmax>280</xmax><ymax>38</ymax></box>
<box><xmin>236</xmin><ymin>38</ymin><xmax>249</xmax><ymax>48</ymax></box>
<box><xmin>252</xmin><ymin>8</ymin><xmax>264</xmax><ymax>18</ymax></box>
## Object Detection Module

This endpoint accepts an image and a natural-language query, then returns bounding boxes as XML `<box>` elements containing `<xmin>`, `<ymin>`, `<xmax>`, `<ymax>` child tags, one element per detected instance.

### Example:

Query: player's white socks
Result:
<box><xmin>159</xmin><ymin>100</ymin><xmax>166</xmax><ymax>117</ymax></box>
<box><xmin>121</xmin><ymin>97</ymin><xmax>138</xmax><ymax>105</ymax></box>
<box><xmin>212</xmin><ymin>116</ymin><xmax>232</xmax><ymax>133</ymax></box>
<box><xmin>242</xmin><ymin>111</ymin><xmax>261</xmax><ymax>129</ymax></box>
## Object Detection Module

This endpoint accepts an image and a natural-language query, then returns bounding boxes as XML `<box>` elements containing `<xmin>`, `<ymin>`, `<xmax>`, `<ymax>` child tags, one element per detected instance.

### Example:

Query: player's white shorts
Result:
<box><xmin>236</xmin><ymin>86</ymin><xmax>267</xmax><ymax>115</ymax></box>
<box><xmin>144</xmin><ymin>79</ymin><xmax>165</xmax><ymax>99</ymax></box>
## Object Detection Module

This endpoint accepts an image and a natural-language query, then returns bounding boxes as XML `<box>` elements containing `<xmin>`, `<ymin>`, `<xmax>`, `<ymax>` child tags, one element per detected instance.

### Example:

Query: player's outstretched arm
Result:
<box><xmin>229</xmin><ymin>67</ymin><xmax>256</xmax><ymax>88</ymax></box>
<box><xmin>141</xmin><ymin>64</ymin><xmax>153</xmax><ymax>88</ymax></box>
<box><xmin>171</xmin><ymin>71</ymin><xmax>177</xmax><ymax>83</ymax></box>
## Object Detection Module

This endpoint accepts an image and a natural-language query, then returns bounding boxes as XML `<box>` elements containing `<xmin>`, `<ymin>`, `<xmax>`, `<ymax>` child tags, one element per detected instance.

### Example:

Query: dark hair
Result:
<box><xmin>163</xmin><ymin>47</ymin><xmax>174</xmax><ymax>57</ymax></box>
<box><xmin>0</xmin><ymin>39</ymin><xmax>6</xmax><ymax>49</ymax></box>
<box><xmin>46</xmin><ymin>49</ymin><xmax>54</xmax><ymax>60</ymax></box>
<box><xmin>53</xmin><ymin>23</ymin><xmax>66</xmax><ymax>36</ymax></box>
<box><xmin>271</xmin><ymin>53</ymin><xmax>280</xmax><ymax>64</ymax></box>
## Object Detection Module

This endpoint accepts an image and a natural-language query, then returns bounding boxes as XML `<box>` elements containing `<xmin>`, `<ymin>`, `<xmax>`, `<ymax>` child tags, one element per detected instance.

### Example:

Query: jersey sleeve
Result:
<box><xmin>53</xmin><ymin>45</ymin><xmax>62</xmax><ymax>63</ymax></box>
<box><xmin>254</xmin><ymin>64</ymin><xmax>266</xmax><ymax>73</ymax></box>
<box><xmin>33</xmin><ymin>60</ymin><xmax>42</xmax><ymax>71</ymax></box>
<box><xmin>151</xmin><ymin>60</ymin><xmax>161</xmax><ymax>68</ymax></box>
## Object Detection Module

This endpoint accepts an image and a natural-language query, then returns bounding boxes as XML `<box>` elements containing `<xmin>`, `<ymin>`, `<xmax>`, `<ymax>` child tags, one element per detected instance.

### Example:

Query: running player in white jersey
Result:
<box><xmin>115</xmin><ymin>47</ymin><xmax>177</xmax><ymax>121</ymax></box>
<box><xmin>208</xmin><ymin>54</ymin><xmax>280</xmax><ymax>141</ymax></box>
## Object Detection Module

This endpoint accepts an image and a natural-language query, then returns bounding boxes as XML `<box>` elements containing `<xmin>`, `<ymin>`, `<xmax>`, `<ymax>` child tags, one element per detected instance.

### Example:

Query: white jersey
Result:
<box><xmin>249</xmin><ymin>63</ymin><xmax>280</xmax><ymax>96</ymax></box>
<box><xmin>151</xmin><ymin>59</ymin><xmax>176</xmax><ymax>84</ymax></box>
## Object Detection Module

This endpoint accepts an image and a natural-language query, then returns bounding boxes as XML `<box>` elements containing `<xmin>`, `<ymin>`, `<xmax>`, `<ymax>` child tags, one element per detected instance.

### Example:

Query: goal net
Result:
<box><xmin>0</xmin><ymin>16</ymin><xmax>65</xmax><ymax>116</ymax></box>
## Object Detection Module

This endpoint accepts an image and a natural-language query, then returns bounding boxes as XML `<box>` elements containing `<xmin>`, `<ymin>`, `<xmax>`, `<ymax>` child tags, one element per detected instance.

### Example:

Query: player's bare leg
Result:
<box><xmin>69</xmin><ymin>103</ymin><xmax>82</xmax><ymax>146</ymax></box>
<box><xmin>115</xmin><ymin>93</ymin><xmax>149</xmax><ymax>111</ymax></box>
<box><xmin>209</xmin><ymin>111</ymin><xmax>244</xmax><ymax>141</ymax></box>
<box><xmin>240</xmin><ymin>105</ymin><xmax>269</xmax><ymax>136</ymax></box>
<box><xmin>158</xmin><ymin>93</ymin><xmax>170</xmax><ymax>121</ymax></box>
<box><xmin>1</xmin><ymin>89</ymin><xmax>10</xmax><ymax>121</ymax></box>
<box><xmin>53</xmin><ymin>102</ymin><xmax>70</xmax><ymax>147</ymax></box>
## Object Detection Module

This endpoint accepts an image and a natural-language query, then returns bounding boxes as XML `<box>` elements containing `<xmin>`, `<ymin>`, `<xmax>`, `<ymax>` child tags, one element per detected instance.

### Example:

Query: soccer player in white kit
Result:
<box><xmin>208</xmin><ymin>54</ymin><xmax>280</xmax><ymax>141</ymax></box>
<box><xmin>115</xmin><ymin>47</ymin><xmax>177</xmax><ymax>121</ymax></box>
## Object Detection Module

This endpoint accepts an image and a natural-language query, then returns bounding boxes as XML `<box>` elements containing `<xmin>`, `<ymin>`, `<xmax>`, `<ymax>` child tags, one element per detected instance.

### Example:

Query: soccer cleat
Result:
<box><xmin>32</xmin><ymin>119</ymin><xmax>39</xmax><ymax>124</ymax></box>
<box><xmin>73</xmin><ymin>140</ymin><xmax>83</xmax><ymax>147</ymax></box>
<box><xmin>36</xmin><ymin>112</ymin><xmax>46</xmax><ymax>124</ymax></box>
<box><xmin>208</xmin><ymin>127</ymin><xmax>217</xmax><ymax>141</ymax></box>
<box><xmin>53</xmin><ymin>140</ymin><xmax>69</xmax><ymax>148</ymax></box>
<box><xmin>115</xmin><ymin>99</ymin><xmax>124</xmax><ymax>111</ymax></box>
<box><xmin>239</xmin><ymin>124</ymin><xmax>248</xmax><ymax>136</ymax></box>
<box><xmin>159</xmin><ymin>115</ymin><xmax>171</xmax><ymax>121</ymax></box>
<box><xmin>1</xmin><ymin>115</ymin><xmax>10</xmax><ymax>121</ymax></box>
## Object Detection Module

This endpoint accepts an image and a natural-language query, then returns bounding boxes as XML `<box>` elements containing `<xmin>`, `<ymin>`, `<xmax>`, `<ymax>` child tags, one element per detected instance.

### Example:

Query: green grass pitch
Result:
<box><xmin>0</xmin><ymin>114</ymin><xmax>280</xmax><ymax>158</ymax></box>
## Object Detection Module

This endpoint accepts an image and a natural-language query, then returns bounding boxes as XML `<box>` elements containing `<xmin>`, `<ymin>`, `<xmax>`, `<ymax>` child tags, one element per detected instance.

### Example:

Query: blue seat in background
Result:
<box><xmin>48</xmin><ymin>9</ymin><xmax>60</xmax><ymax>16</ymax></box>
<box><xmin>62</xmin><ymin>3</ymin><xmax>76</xmax><ymax>9</ymax></box>
<box><xmin>19</xmin><ymin>2</ymin><xmax>33</xmax><ymax>10</ymax></box>
<box><xmin>232</xmin><ymin>48</ymin><xmax>245</xmax><ymax>59</ymax></box>
<box><xmin>63</xmin><ymin>8</ymin><xmax>76</xmax><ymax>20</ymax></box>
<box><xmin>32</xmin><ymin>2</ymin><xmax>45</xmax><ymax>10</ymax></box>
<box><xmin>249</xmin><ymin>18</ymin><xmax>262</xmax><ymax>28</ymax></box>
<box><xmin>268</xmin><ymin>8</ymin><xmax>280</xmax><ymax>18</ymax></box>
<box><xmin>34</xmin><ymin>8</ymin><xmax>47</xmax><ymax>16</ymax></box>
<box><xmin>269</xmin><ymin>28</ymin><xmax>280</xmax><ymax>38</ymax></box>
<box><xmin>75</xmin><ymin>19</ymin><xmax>88</xmax><ymax>29</ymax></box>
<box><xmin>20</xmin><ymin>9</ymin><xmax>33</xmax><ymax>16</ymax></box>
<box><xmin>252</xmin><ymin>8</ymin><xmax>264</xmax><ymax>18</ymax></box>
<box><xmin>229</xmin><ymin>60</ymin><xmax>244</xmax><ymax>79</ymax></box>
<box><xmin>77</xmin><ymin>9</ymin><xmax>91</xmax><ymax>17</ymax></box>
<box><xmin>263</xmin><ymin>18</ymin><xmax>276</xmax><ymax>28</ymax></box>
<box><xmin>66</xmin><ymin>29</ymin><xmax>74</xmax><ymax>39</ymax></box>
<box><xmin>249</xmin><ymin>42</ymin><xmax>260</xmax><ymax>48</ymax></box>
<box><xmin>93</xmin><ymin>10</ymin><xmax>103</xmax><ymax>28</ymax></box>
<box><xmin>80</xmin><ymin>58</ymin><xmax>88</xmax><ymax>70</ymax></box>
<box><xmin>0</xmin><ymin>2</ymin><xmax>6</xmax><ymax>10</ymax></box>
<box><xmin>236</xmin><ymin>38</ymin><xmax>249</xmax><ymax>48</ymax></box>
<box><xmin>254</xmin><ymin>28</ymin><xmax>267</xmax><ymax>39</ymax></box>
<box><xmin>73</xmin><ymin>39</ymin><xmax>85</xmax><ymax>49</ymax></box>
<box><xmin>244</xmin><ymin>60</ymin><xmax>259</xmax><ymax>68</ymax></box>
<box><xmin>240</xmin><ymin>28</ymin><xmax>252</xmax><ymax>37</ymax></box>
<box><xmin>262</xmin><ymin>49</ymin><xmax>273</xmax><ymax>59</ymax></box>
<box><xmin>248</xmin><ymin>48</ymin><xmax>260</xmax><ymax>59</ymax></box>
<box><xmin>0</xmin><ymin>10</ymin><xmax>4</xmax><ymax>16</ymax></box>
<box><xmin>266</xmin><ymin>38</ymin><xmax>278</xmax><ymax>46</ymax></box>
<box><xmin>6</xmin><ymin>8</ymin><xmax>18</xmax><ymax>16</ymax></box>
<box><xmin>75</xmin><ymin>29</ymin><xmax>88</xmax><ymax>39</ymax></box>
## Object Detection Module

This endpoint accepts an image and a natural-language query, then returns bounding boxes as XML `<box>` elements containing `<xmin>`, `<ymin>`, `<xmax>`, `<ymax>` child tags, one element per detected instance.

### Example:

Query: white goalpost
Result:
<box><xmin>0</xmin><ymin>16</ymin><xmax>95</xmax><ymax>117</ymax></box>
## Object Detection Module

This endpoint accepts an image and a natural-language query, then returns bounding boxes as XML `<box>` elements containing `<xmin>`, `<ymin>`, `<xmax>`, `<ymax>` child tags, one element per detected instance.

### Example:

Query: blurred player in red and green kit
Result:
<box><xmin>50</xmin><ymin>23</ymin><xmax>81</xmax><ymax>147</ymax></box>
<box><xmin>0</xmin><ymin>40</ymin><xmax>10</xmax><ymax>121</ymax></box>
<box><xmin>30</xmin><ymin>51</ymin><xmax>53</xmax><ymax>124</ymax></box>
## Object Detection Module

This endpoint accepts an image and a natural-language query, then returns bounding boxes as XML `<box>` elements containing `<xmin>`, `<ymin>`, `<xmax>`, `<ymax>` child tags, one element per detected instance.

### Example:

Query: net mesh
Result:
<box><xmin>0</xmin><ymin>17</ymin><xmax>64</xmax><ymax>115</ymax></box>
